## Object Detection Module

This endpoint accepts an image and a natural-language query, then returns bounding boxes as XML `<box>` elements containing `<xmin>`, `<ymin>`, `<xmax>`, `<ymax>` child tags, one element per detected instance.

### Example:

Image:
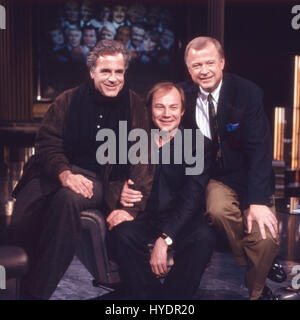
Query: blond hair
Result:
<box><xmin>184</xmin><ymin>36</ymin><xmax>224</xmax><ymax>64</ymax></box>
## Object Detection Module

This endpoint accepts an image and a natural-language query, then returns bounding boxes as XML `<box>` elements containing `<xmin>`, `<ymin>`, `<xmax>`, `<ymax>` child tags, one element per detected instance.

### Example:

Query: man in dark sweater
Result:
<box><xmin>9</xmin><ymin>40</ymin><xmax>153</xmax><ymax>300</ymax></box>
<box><xmin>107</xmin><ymin>82</ymin><xmax>216</xmax><ymax>300</ymax></box>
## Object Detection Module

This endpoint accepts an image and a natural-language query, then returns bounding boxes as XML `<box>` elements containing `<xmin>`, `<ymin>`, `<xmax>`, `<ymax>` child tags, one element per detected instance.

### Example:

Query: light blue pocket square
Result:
<box><xmin>226</xmin><ymin>123</ymin><xmax>240</xmax><ymax>132</ymax></box>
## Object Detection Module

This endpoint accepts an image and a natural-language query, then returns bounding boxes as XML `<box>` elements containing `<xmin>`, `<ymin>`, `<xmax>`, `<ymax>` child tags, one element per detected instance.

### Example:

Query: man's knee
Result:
<box><xmin>52</xmin><ymin>187</ymin><xmax>81</xmax><ymax>206</ymax></box>
<box><xmin>263</xmin><ymin>237</ymin><xmax>280</xmax><ymax>253</ymax></box>
<box><xmin>247</xmin><ymin>233</ymin><xmax>280</xmax><ymax>254</ymax></box>
<box><xmin>49</xmin><ymin>188</ymin><xmax>84</xmax><ymax>223</ymax></box>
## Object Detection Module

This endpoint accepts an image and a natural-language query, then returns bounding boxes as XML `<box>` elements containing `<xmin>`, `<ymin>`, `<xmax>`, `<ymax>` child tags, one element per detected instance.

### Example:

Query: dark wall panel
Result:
<box><xmin>0</xmin><ymin>0</ymin><xmax>33</xmax><ymax>122</ymax></box>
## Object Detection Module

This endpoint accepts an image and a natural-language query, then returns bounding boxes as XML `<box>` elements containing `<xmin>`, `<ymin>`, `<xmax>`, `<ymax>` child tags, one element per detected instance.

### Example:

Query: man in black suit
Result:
<box><xmin>120</xmin><ymin>37</ymin><xmax>284</xmax><ymax>300</ymax></box>
<box><xmin>107</xmin><ymin>82</ymin><xmax>216</xmax><ymax>300</ymax></box>
<box><xmin>180</xmin><ymin>36</ymin><xmax>279</xmax><ymax>300</ymax></box>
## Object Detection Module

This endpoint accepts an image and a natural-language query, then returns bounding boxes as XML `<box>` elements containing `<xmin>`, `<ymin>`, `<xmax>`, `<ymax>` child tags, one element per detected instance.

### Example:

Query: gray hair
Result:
<box><xmin>87</xmin><ymin>39</ymin><xmax>130</xmax><ymax>70</ymax></box>
<box><xmin>184</xmin><ymin>36</ymin><xmax>224</xmax><ymax>64</ymax></box>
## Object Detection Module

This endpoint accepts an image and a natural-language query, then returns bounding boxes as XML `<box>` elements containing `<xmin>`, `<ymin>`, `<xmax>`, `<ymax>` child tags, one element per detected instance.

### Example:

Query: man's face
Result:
<box><xmin>99</xmin><ymin>27</ymin><xmax>114</xmax><ymax>40</ymax></box>
<box><xmin>83</xmin><ymin>29</ymin><xmax>97</xmax><ymax>48</ymax></box>
<box><xmin>50</xmin><ymin>30</ymin><xmax>64</xmax><ymax>46</ymax></box>
<box><xmin>112</xmin><ymin>5</ymin><xmax>126</xmax><ymax>24</ymax></box>
<box><xmin>67</xmin><ymin>30</ymin><xmax>82</xmax><ymax>48</ymax></box>
<box><xmin>65</xmin><ymin>1</ymin><xmax>79</xmax><ymax>23</ymax></box>
<box><xmin>131</xmin><ymin>26</ymin><xmax>145</xmax><ymax>48</ymax></box>
<box><xmin>115</xmin><ymin>26</ymin><xmax>130</xmax><ymax>45</ymax></box>
<box><xmin>152</xmin><ymin>87</ymin><xmax>184</xmax><ymax>133</ymax></box>
<box><xmin>90</xmin><ymin>54</ymin><xmax>125</xmax><ymax>97</ymax></box>
<box><xmin>80</xmin><ymin>2</ymin><xmax>93</xmax><ymax>22</ymax></box>
<box><xmin>186</xmin><ymin>42</ymin><xmax>225</xmax><ymax>93</ymax></box>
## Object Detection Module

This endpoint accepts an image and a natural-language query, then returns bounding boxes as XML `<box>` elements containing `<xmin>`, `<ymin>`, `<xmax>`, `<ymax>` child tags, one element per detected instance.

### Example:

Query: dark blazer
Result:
<box><xmin>179</xmin><ymin>73</ymin><xmax>274</xmax><ymax>208</ymax></box>
<box><xmin>141</xmin><ymin>128</ymin><xmax>211</xmax><ymax>240</ymax></box>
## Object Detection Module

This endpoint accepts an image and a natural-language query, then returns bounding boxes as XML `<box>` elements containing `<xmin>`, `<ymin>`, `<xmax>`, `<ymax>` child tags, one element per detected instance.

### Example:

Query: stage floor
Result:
<box><xmin>51</xmin><ymin>252</ymin><xmax>299</xmax><ymax>300</ymax></box>
<box><xmin>1</xmin><ymin>146</ymin><xmax>299</xmax><ymax>300</ymax></box>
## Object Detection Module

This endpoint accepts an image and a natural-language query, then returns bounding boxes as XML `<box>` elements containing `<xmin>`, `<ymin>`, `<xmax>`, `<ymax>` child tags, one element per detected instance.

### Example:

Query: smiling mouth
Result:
<box><xmin>104</xmin><ymin>84</ymin><xmax>118</xmax><ymax>90</ymax></box>
<box><xmin>159</xmin><ymin>120</ymin><xmax>173</xmax><ymax>124</ymax></box>
<box><xmin>200</xmin><ymin>76</ymin><xmax>213</xmax><ymax>82</ymax></box>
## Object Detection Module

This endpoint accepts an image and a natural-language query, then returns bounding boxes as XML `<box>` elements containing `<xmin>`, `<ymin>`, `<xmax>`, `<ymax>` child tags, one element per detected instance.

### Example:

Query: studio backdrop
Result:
<box><xmin>33</xmin><ymin>0</ymin><xmax>209</xmax><ymax>101</ymax></box>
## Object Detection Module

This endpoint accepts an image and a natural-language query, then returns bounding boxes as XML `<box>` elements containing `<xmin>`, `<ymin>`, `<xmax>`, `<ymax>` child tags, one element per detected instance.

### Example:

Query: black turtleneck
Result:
<box><xmin>64</xmin><ymin>79</ymin><xmax>132</xmax><ymax>177</ymax></box>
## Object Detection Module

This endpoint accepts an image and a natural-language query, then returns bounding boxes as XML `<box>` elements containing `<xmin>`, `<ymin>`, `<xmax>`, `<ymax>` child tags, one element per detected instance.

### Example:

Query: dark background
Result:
<box><xmin>33</xmin><ymin>0</ymin><xmax>209</xmax><ymax>99</ymax></box>
<box><xmin>1</xmin><ymin>0</ymin><xmax>300</xmax><ymax>123</ymax></box>
<box><xmin>224</xmin><ymin>1</ymin><xmax>299</xmax><ymax>111</ymax></box>
<box><xmin>35</xmin><ymin>0</ymin><xmax>300</xmax><ymax>109</ymax></box>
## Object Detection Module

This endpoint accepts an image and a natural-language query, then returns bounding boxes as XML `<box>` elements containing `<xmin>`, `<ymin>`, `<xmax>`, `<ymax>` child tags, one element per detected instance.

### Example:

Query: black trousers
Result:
<box><xmin>109</xmin><ymin>214</ymin><xmax>216</xmax><ymax>300</ymax></box>
<box><xmin>9</xmin><ymin>166</ymin><xmax>103</xmax><ymax>299</ymax></box>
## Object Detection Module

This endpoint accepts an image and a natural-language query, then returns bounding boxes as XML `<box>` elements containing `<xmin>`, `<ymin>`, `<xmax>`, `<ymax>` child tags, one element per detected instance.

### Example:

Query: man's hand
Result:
<box><xmin>247</xmin><ymin>204</ymin><xmax>278</xmax><ymax>240</ymax></box>
<box><xmin>59</xmin><ymin>170</ymin><xmax>93</xmax><ymax>199</ymax></box>
<box><xmin>149</xmin><ymin>237</ymin><xmax>168</xmax><ymax>277</ymax></box>
<box><xmin>106</xmin><ymin>209</ymin><xmax>134</xmax><ymax>230</ymax></box>
<box><xmin>120</xmin><ymin>179</ymin><xmax>143</xmax><ymax>207</ymax></box>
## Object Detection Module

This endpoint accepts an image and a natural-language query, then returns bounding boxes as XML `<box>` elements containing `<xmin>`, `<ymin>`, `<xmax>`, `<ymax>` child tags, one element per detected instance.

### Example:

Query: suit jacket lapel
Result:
<box><xmin>217</xmin><ymin>73</ymin><xmax>236</xmax><ymax>139</ymax></box>
<box><xmin>185</xmin><ymin>81</ymin><xmax>199</xmax><ymax>129</ymax></box>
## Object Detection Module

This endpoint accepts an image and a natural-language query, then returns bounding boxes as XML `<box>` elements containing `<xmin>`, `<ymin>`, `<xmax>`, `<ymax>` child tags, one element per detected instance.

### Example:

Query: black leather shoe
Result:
<box><xmin>267</xmin><ymin>258</ymin><xmax>287</xmax><ymax>283</ymax></box>
<box><xmin>258</xmin><ymin>285</ymin><xmax>280</xmax><ymax>300</ymax></box>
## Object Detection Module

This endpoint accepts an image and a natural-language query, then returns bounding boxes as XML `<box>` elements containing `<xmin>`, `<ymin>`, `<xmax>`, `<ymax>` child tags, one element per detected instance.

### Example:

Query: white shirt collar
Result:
<box><xmin>199</xmin><ymin>79</ymin><xmax>223</xmax><ymax>104</ymax></box>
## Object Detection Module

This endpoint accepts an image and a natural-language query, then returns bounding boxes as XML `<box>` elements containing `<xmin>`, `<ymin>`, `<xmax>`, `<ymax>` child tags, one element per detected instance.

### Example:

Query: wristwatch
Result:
<box><xmin>161</xmin><ymin>233</ymin><xmax>173</xmax><ymax>246</ymax></box>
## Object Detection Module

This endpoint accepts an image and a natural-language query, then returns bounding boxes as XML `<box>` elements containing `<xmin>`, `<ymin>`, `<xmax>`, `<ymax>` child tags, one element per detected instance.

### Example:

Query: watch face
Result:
<box><xmin>165</xmin><ymin>237</ymin><xmax>173</xmax><ymax>246</ymax></box>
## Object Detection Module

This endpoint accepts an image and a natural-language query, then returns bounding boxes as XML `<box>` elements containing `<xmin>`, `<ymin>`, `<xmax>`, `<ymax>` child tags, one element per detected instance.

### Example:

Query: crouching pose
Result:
<box><xmin>9</xmin><ymin>40</ymin><xmax>152</xmax><ymax>300</ymax></box>
<box><xmin>107</xmin><ymin>82</ymin><xmax>216</xmax><ymax>300</ymax></box>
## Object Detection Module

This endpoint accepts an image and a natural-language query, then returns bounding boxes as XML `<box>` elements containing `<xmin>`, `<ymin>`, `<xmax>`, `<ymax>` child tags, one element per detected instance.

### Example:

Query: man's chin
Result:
<box><xmin>158</xmin><ymin>126</ymin><xmax>176</xmax><ymax>133</ymax></box>
<box><xmin>103</xmin><ymin>91</ymin><xmax>119</xmax><ymax>97</ymax></box>
<box><xmin>101</xmin><ymin>87</ymin><xmax>122</xmax><ymax>97</ymax></box>
<box><xmin>199</xmin><ymin>82</ymin><xmax>213</xmax><ymax>90</ymax></box>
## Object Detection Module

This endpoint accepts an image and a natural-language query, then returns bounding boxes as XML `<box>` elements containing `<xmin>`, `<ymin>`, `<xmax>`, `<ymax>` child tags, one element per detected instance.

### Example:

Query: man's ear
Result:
<box><xmin>90</xmin><ymin>69</ymin><xmax>94</xmax><ymax>79</ymax></box>
<box><xmin>221</xmin><ymin>57</ymin><xmax>225</xmax><ymax>70</ymax></box>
